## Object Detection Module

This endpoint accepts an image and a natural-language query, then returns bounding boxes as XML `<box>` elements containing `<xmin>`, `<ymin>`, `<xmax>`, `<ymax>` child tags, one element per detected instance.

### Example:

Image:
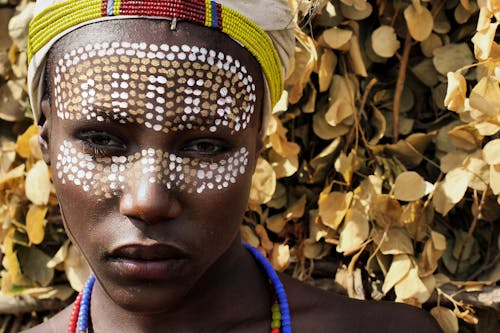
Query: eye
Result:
<box><xmin>181</xmin><ymin>139</ymin><xmax>230</xmax><ymax>156</ymax></box>
<box><xmin>78</xmin><ymin>131</ymin><xmax>125</xmax><ymax>156</ymax></box>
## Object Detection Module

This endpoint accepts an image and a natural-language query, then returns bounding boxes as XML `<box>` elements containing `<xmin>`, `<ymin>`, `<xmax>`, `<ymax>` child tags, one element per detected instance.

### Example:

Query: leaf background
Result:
<box><xmin>0</xmin><ymin>0</ymin><xmax>499</xmax><ymax>332</ymax></box>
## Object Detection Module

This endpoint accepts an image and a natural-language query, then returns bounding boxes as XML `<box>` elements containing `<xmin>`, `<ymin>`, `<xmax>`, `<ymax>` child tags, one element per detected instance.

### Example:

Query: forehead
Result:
<box><xmin>53</xmin><ymin>41</ymin><xmax>257</xmax><ymax>133</ymax></box>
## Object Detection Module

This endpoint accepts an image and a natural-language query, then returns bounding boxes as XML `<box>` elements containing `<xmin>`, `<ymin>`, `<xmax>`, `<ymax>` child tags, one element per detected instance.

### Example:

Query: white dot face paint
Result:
<box><xmin>53</xmin><ymin>42</ymin><xmax>257</xmax><ymax>134</ymax></box>
<box><xmin>55</xmin><ymin>141</ymin><xmax>249</xmax><ymax>196</ymax></box>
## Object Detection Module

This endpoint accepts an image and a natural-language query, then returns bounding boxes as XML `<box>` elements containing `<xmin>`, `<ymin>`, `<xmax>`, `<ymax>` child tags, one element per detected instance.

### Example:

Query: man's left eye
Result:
<box><xmin>181</xmin><ymin>139</ymin><xmax>229</xmax><ymax>155</ymax></box>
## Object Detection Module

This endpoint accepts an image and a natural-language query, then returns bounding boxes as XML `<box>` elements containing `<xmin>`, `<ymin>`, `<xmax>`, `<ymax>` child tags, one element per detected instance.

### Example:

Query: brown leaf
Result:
<box><xmin>318</xmin><ymin>27</ymin><xmax>353</xmax><ymax>50</ymax></box>
<box><xmin>318</xmin><ymin>48</ymin><xmax>337</xmax><ymax>92</ymax></box>
<box><xmin>319</xmin><ymin>190</ymin><xmax>353</xmax><ymax>230</ymax></box>
<box><xmin>404</xmin><ymin>3</ymin><xmax>433</xmax><ymax>42</ymax></box>
<box><xmin>25</xmin><ymin>161</ymin><xmax>51</xmax><ymax>205</ymax></box>
<box><xmin>432</xmin><ymin>43</ymin><xmax>475</xmax><ymax>75</ymax></box>
<box><xmin>25</xmin><ymin>205</ymin><xmax>47</xmax><ymax>245</ymax></box>
<box><xmin>393</xmin><ymin>171</ymin><xmax>431</xmax><ymax>202</ymax></box>
<box><xmin>430</xmin><ymin>307</ymin><xmax>459</xmax><ymax>333</ymax></box>
<box><xmin>249</xmin><ymin>157</ymin><xmax>276</xmax><ymax>206</ymax></box>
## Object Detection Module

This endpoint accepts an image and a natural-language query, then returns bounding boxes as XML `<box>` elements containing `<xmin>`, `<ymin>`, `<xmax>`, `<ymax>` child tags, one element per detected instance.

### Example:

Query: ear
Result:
<box><xmin>38</xmin><ymin>99</ymin><xmax>51</xmax><ymax>165</ymax></box>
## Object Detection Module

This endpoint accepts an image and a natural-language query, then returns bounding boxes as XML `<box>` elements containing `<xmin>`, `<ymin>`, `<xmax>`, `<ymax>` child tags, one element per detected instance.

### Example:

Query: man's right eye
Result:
<box><xmin>78</xmin><ymin>131</ymin><xmax>126</xmax><ymax>156</ymax></box>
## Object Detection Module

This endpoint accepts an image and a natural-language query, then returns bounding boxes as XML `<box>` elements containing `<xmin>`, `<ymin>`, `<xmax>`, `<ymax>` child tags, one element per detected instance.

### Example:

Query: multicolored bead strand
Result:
<box><xmin>68</xmin><ymin>274</ymin><xmax>95</xmax><ymax>333</ymax></box>
<box><xmin>243</xmin><ymin>242</ymin><xmax>292</xmax><ymax>333</ymax></box>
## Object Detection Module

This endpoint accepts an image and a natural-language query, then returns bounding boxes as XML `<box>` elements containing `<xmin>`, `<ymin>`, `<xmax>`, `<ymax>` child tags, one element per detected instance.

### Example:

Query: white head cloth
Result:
<box><xmin>27</xmin><ymin>0</ymin><xmax>295</xmax><ymax>129</ymax></box>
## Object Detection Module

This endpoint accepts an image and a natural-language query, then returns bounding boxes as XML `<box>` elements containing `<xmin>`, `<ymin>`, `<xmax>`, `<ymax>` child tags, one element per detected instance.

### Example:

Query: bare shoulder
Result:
<box><xmin>281</xmin><ymin>274</ymin><xmax>443</xmax><ymax>333</ymax></box>
<box><xmin>21</xmin><ymin>305</ymin><xmax>71</xmax><ymax>333</ymax></box>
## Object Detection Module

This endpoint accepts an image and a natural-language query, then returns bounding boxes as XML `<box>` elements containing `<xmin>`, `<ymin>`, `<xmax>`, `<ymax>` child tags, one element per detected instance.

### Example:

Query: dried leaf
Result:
<box><xmin>286</xmin><ymin>30</ymin><xmax>317</xmax><ymax>104</ymax></box>
<box><xmin>394</xmin><ymin>266</ymin><xmax>432</xmax><ymax>304</ymax></box>
<box><xmin>404</xmin><ymin>3</ymin><xmax>433</xmax><ymax>42</ymax></box>
<box><xmin>318</xmin><ymin>48</ymin><xmax>337</xmax><ymax>92</ymax></box>
<box><xmin>432</xmin><ymin>43</ymin><xmax>475</xmax><ymax>75</ymax></box>
<box><xmin>393</xmin><ymin>171</ymin><xmax>430</xmax><ymax>201</ymax></box>
<box><xmin>374</xmin><ymin>227</ymin><xmax>414</xmax><ymax>255</ymax></box>
<box><xmin>336</xmin><ymin>204</ymin><xmax>369</xmax><ymax>253</ymax></box>
<box><xmin>340</xmin><ymin>1</ymin><xmax>372</xmax><ymax>20</ymax></box>
<box><xmin>385</xmin><ymin>133</ymin><xmax>435</xmax><ymax>168</ymax></box>
<box><xmin>17</xmin><ymin>246</ymin><xmax>54</xmax><ymax>287</ymax></box>
<box><xmin>420</xmin><ymin>33</ymin><xmax>443</xmax><ymax>58</ymax></box>
<box><xmin>249</xmin><ymin>157</ymin><xmax>276</xmax><ymax>206</ymax></box>
<box><xmin>269</xmin><ymin>149</ymin><xmax>298</xmax><ymax>179</ymax></box>
<box><xmin>25</xmin><ymin>205</ymin><xmax>47</xmax><ymax>245</ymax></box>
<box><xmin>318</xmin><ymin>27</ymin><xmax>353</xmax><ymax>50</ymax></box>
<box><xmin>382</xmin><ymin>254</ymin><xmax>412</xmax><ymax>294</ymax></box>
<box><xmin>313</xmin><ymin>107</ymin><xmax>350</xmax><ymax>140</ymax></box>
<box><xmin>16</xmin><ymin>125</ymin><xmax>38</xmax><ymax>159</ymax></box>
<box><xmin>444</xmin><ymin>72</ymin><xmax>467</xmax><ymax>113</ymax></box>
<box><xmin>469</xmin><ymin>76</ymin><xmax>500</xmax><ymax>116</ymax></box>
<box><xmin>271</xmin><ymin>243</ymin><xmax>290</xmax><ymax>271</ymax></box>
<box><xmin>482</xmin><ymin>139</ymin><xmax>500</xmax><ymax>164</ymax></box>
<box><xmin>65</xmin><ymin>244</ymin><xmax>91</xmax><ymax>291</ymax></box>
<box><xmin>0</xmin><ymin>79</ymin><xmax>26</xmax><ymax>122</ymax></box>
<box><xmin>433</xmin><ymin>167</ymin><xmax>473</xmax><ymax>215</ymax></box>
<box><xmin>319</xmin><ymin>191</ymin><xmax>353</xmax><ymax>230</ymax></box>
<box><xmin>334</xmin><ymin>150</ymin><xmax>358</xmax><ymax>185</ymax></box>
<box><xmin>25</xmin><ymin>161</ymin><xmax>51</xmax><ymax>205</ymax></box>
<box><xmin>370</xmin><ymin>195</ymin><xmax>403</xmax><ymax>228</ymax></box>
<box><xmin>371</xmin><ymin>25</ymin><xmax>400</xmax><ymax>58</ymax></box>
<box><xmin>431</xmin><ymin>307</ymin><xmax>459</xmax><ymax>333</ymax></box>
<box><xmin>448</xmin><ymin>125</ymin><xmax>483</xmax><ymax>151</ymax></box>
<box><xmin>47</xmin><ymin>240</ymin><xmax>70</xmax><ymax>269</ymax></box>
<box><xmin>471</xmin><ymin>21</ymin><xmax>499</xmax><ymax>60</ymax></box>
<box><xmin>240</xmin><ymin>225</ymin><xmax>259</xmax><ymax>247</ymax></box>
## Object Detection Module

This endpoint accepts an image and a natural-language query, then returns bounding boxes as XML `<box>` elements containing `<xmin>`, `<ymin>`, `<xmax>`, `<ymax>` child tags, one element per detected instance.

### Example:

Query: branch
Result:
<box><xmin>0</xmin><ymin>294</ymin><xmax>69</xmax><ymax>315</ymax></box>
<box><xmin>393</xmin><ymin>30</ymin><xmax>412</xmax><ymax>143</ymax></box>
<box><xmin>428</xmin><ymin>283</ymin><xmax>500</xmax><ymax>312</ymax></box>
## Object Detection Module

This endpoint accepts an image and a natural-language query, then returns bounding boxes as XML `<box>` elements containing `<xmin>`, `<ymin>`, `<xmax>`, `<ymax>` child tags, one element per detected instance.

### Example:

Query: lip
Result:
<box><xmin>106</xmin><ymin>243</ymin><xmax>190</xmax><ymax>280</ymax></box>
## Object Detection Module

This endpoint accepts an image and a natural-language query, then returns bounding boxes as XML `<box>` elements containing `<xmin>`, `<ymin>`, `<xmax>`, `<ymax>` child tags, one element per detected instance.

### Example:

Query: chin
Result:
<box><xmin>108</xmin><ymin>282</ymin><xmax>190</xmax><ymax>314</ymax></box>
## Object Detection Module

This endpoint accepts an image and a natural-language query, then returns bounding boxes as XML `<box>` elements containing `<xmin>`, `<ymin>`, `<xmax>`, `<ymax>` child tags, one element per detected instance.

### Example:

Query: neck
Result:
<box><xmin>89</xmin><ymin>239</ymin><xmax>272</xmax><ymax>333</ymax></box>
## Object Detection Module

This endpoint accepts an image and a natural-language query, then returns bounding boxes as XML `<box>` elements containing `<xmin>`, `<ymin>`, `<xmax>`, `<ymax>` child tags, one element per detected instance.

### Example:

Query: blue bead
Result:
<box><xmin>243</xmin><ymin>243</ymin><xmax>292</xmax><ymax>333</ymax></box>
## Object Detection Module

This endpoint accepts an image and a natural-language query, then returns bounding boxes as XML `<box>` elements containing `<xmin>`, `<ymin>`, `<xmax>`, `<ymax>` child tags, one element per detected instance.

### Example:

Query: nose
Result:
<box><xmin>119</xmin><ymin>172</ymin><xmax>182</xmax><ymax>224</ymax></box>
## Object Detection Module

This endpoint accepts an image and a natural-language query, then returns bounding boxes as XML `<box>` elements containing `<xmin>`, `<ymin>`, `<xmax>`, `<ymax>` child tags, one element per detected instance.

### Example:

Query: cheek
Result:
<box><xmin>54</xmin><ymin>141</ymin><xmax>250</xmax><ymax>196</ymax></box>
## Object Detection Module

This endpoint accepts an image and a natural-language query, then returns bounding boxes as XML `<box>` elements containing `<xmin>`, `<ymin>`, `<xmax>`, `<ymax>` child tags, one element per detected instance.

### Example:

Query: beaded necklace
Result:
<box><xmin>68</xmin><ymin>243</ymin><xmax>292</xmax><ymax>333</ymax></box>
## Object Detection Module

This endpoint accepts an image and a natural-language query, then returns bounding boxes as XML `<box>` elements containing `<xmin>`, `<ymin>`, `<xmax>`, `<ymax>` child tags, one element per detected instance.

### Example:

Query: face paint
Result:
<box><xmin>55</xmin><ymin>140</ymin><xmax>249</xmax><ymax>196</ymax></box>
<box><xmin>53</xmin><ymin>42</ymin><xmax>257</xmax><ymax>134</ymax></box>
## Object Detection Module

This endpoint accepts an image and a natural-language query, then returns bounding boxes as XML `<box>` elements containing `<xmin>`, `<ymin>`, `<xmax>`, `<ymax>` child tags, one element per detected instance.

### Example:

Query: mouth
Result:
<box><xmin>106</xmin><ymin>243</ymin><xmax>190</xmax><ymax>280</ymax></box>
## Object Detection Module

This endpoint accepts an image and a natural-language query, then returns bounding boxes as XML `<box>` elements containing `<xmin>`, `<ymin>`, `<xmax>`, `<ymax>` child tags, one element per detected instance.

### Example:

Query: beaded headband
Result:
<box><xmin>28</xmin><ymin>0</ymin><xmax>287</xmax><ymax>124</ymax></box>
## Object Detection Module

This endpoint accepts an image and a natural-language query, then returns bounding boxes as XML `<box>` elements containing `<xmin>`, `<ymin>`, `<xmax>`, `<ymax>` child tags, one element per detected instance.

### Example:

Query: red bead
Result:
<box><xmin>67</xmin><ymin>292</ymin><xmax>83</xmax><ymax>333</ymax></box>
<box><xmin>271</xmin><ymin>328</ymin><xmax>281</xmax><ymax>333</ymax></box>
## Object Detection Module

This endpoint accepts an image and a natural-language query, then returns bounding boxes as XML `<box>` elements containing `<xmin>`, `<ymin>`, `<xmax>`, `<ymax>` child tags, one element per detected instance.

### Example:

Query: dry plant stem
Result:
<box><xmin>433</xmin><ymin>284</ymin><xmax>499</xmax><ymax>311</ymax></box>
<box><xmin>0</xmin><ymin>295</ymin><xmax>67</xmax><ymax>315</ymax></box>
<box><xmin>392</xmin><ymin>30</ymin><xmax>412</xmax><ymax>143</ymax></box>
<box><xmin>468</xmin><ymin>251</ymin><xmax>500</xmax><ymax>281</ymax></box>
<box><xmin>10</xmin><ymin>315</ymin><xmax>22</xmax><ymax>333</ymax></box>
<box><xmin>454</xmin><ymin>189</ymin><xmax>487</xmax><ymax>276</ymax></box>
<box><xmin>344</xmin><ymin>78</ymin><xmax>376</xmax><ymax>153</ymax></box>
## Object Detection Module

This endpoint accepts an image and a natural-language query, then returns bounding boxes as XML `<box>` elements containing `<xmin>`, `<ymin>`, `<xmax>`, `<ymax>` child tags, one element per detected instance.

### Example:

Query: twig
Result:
<box><xmin>393</xmin><ymin>30</ymin><xmax>412</xmax><ymax>143</ymax></box>
<box><xmin>468</xmin><ymin>251</ymin><xmax>500</xmax><ymax>281</ymax></box>
<box><xmin>431</xmin><ymin>284</ymin><xmax>499</xmax><ymax>311</ymax></box>
<box><xmin>0</xmin><ymin>294</ymin><xmax>69</xmax><ymax>315</ymax></box>
<box><xmin>344</xmin><ymin>78</ymin><xmax>377</xmax><ymax>153</ymax></box>
<box><xmin>454</xmin><ymin>189</ymin><xmax>487</xmax><ymax>276</ymax></box>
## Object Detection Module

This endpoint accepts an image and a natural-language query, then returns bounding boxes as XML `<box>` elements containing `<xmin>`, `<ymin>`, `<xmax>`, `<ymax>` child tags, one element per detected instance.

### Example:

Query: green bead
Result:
<box><xmin>272</xmin><ymin>311</ymin><xmax>282</xmax><ymax>320</ymax></box>
<box><xmin>271</xmin><ymin>303</ymin><xmax>280</xmax><ymax>312</ymax></box>
<box><xmin>271</xmin><ymin>319</ymin><xmax>281</xmax><ymax>328</ymax></box>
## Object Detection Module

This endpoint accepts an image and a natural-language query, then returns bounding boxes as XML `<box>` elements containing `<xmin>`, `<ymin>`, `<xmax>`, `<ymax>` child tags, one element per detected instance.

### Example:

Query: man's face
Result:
<box><xmin>45</xmin><ymin>19</ymin><xmax>263</xmax><ymax>313</ymax></box>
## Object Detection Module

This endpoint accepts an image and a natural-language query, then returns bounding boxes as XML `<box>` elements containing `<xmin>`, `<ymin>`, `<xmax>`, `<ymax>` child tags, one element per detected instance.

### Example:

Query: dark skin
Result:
<box><xmin>25</xmin><ymin>19</ymin><xmax>442</xmax><ymax>333</ymax></box>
